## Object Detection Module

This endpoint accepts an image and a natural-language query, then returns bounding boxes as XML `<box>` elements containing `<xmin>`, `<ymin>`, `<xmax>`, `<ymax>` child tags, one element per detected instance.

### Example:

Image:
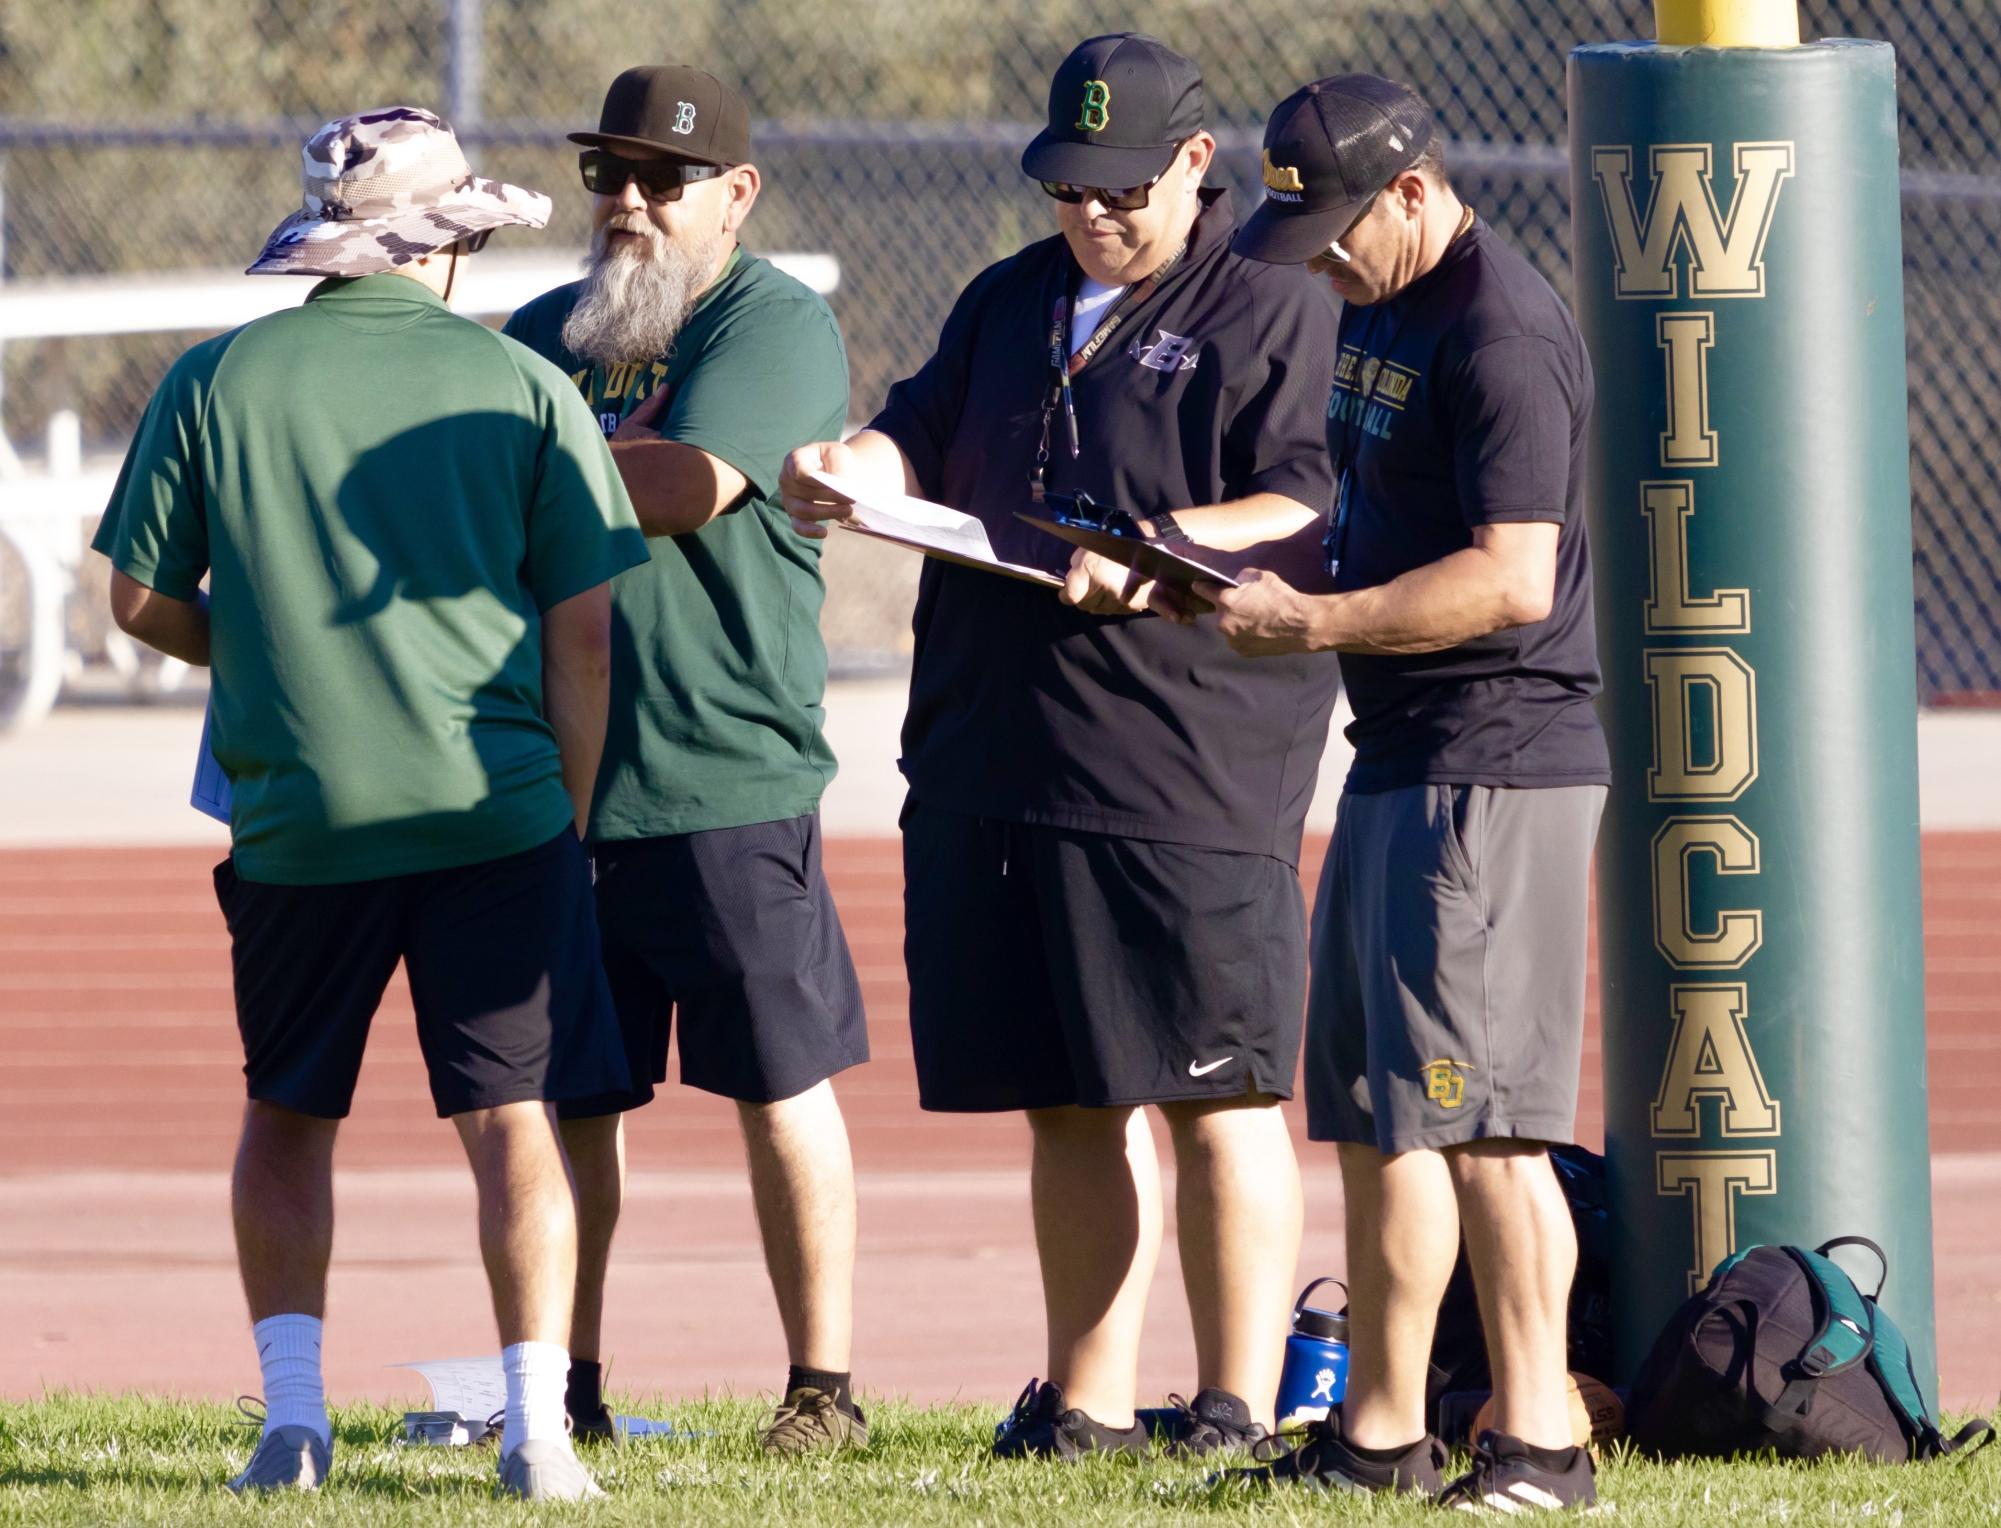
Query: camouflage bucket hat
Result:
<box><xmin>248</xmin><ymin>106</ymin><xmax>552</xmax><ymax>276</ymax></box>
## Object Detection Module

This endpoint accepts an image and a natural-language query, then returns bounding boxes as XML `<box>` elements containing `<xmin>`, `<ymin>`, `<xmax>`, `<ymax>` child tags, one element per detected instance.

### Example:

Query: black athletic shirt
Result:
<box><xmin>870</xmin><ymin>189</ymin><xmax>1342</xmax><ymax>863</ymax></box>
<box><xmin>1328</xmin><ymin>217</ymin><xmax>1610</xmax><ymax>792</ymax></box>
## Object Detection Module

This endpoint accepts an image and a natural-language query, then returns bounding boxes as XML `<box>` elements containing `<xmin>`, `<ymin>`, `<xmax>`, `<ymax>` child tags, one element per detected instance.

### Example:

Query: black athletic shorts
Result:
<box><xmin>559</xmin><ymin>813</ymin><xmax>868</xmax><ymax>1115</ymax></box>
<box><xmin>901</xmin><ymin>799</ymin><xmax>1306</xmax><ymax>1112</ymax></box>
<box><xmin>213</xmin><ymin>829</ymin><xmax>628</xmax><ymax>1120</ymax></box>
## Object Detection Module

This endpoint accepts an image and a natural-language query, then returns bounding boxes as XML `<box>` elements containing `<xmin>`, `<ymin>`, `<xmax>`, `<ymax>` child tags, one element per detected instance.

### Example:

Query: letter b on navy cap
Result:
<box><xmin>1022</xmin><ymin>33</ymin><xmax>1205</xmax><ymax>189</ymax></box>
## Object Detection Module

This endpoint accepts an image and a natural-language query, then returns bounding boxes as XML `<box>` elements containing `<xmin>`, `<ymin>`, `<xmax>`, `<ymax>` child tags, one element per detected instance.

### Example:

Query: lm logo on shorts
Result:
<box><xmin>1421</xmin><ymin>1058</ymin><xmax>1475</xmax><ymax>1109</ymax></box>
<box><xmin>1134</xmin><ymin>329</ymin><xmax>1198</xmax><ymax>372</ymax></box>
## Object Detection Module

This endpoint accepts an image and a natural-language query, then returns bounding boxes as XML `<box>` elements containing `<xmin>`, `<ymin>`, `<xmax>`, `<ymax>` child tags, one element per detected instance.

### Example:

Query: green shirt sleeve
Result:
<box><xmin>659</xmin><ymin>295</ymin><xmax>849</xmax><ymax>500</ymax></box>
<box><xmin>521</xmin><ymin>357</ymin><xmax>650</xmax><ymax>612</ymax></box>
<box><xmin>91</xmin><ymin>341</ymin><xmax>220</xmax><ymax>600</ymax></box>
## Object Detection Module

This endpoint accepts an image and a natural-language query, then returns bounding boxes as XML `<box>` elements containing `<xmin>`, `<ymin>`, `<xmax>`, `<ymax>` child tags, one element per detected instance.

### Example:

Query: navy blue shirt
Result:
<box><xmin>871</xmin><ymin>189</ymin><xmax>1343</xmax><ymax>862</ymax></box>
<box><xmin>1329</xmin><ymin>218</ymin><xmax>1609</xmax><ymax>792</ymax></box>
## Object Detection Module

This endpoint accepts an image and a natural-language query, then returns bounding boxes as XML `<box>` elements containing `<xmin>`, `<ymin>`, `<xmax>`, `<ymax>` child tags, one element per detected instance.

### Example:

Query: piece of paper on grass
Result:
<box><xmin>392</xmin><ymin>1356</ymin><xmax>507</xmax><ymax>1424</ymax></box>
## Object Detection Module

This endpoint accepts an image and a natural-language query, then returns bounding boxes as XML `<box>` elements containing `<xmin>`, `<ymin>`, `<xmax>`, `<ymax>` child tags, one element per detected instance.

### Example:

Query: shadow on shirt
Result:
<box><xmin>217</xmin><ymin>410</ymin><xmax>604</xmax><ymax>873</ymax></box>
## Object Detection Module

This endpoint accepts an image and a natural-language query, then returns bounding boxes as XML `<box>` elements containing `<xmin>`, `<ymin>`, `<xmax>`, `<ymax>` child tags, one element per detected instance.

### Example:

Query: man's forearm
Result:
<box><xmin>608</xmin><ymin>438</ymin><xmax>743</xmax><ymax>537</ymax></box>
<box><xmin>108</xmin><ymin>572</ymin><xmax>211</xmax><ymax>665</ymax></box>
<box><xmin>540</xmin><ymin>588</ymin><xmax>612</xmax><ymax>836</ymax></box>
<box><xmin>1148</xmin><ymin>492</ymin><xmax>1318</xmax><ymax>553</ymax></box>
<box><xmin>842</xmin><ymin>429</ymin><xmax>926</xmax><ymax>497</ymax></box>
<box><xmin>543</xmin><ymin>662</ymin><xmax>607</xmax><ymax>835</ymax></box>
<box><xmin>1311</xmin><ymin>543</ymin><xmax>1544</xmax><ymax>655</ymax></box>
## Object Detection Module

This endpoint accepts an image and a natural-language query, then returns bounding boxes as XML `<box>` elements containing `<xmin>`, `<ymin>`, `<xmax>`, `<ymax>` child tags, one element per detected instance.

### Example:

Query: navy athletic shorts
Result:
<box><xmin>559</xmin><ymin>813</ymin><xmax>868</xmax><ymax>1115</ymax></box>
<box><xmin>900</xmin><ymin>798</ymin><xmax>1306</xmax><ymax>1112</ymax></box>
<box><xmin>213</xmin><ymin>829</ymin><xmax>628</xmax><ymax>1120</ymax></box>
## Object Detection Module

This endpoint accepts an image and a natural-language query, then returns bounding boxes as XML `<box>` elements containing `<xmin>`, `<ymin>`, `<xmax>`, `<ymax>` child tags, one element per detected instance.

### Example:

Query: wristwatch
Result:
<box><xmin>1144</xmin><ymin>511</ymin><xmax>1191</xmax><ymax>544</ymax></box>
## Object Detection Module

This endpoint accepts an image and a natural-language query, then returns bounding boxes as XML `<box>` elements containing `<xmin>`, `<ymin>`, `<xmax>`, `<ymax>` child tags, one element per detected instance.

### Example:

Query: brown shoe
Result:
<box><xmin>759</xmin><ymin>1386</ymin><xmax>869</xmax><ymax>1454</ymax></box>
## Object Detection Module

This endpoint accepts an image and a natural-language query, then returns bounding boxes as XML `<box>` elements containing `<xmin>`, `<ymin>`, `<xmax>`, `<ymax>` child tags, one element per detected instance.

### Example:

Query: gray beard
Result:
<box><xmin>560</xmin><ymin>218</ymin><xmax>720</xmax><ymax>366</ymax></box>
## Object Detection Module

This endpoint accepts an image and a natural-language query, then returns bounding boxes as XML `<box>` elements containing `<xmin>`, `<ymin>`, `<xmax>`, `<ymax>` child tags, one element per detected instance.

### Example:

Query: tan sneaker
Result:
<box><xmin>759</xmin><ymin>1387</ymin><xmax>869</xmax><ymax>1454</ymax></box>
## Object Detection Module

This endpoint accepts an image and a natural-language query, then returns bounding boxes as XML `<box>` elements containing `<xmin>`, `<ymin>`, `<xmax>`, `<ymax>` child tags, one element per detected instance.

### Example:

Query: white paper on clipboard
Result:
<box><xmin>191</xmin><ymin>702</ymin><xmax>232</xmax><ymax>824</ymax></box>
<box><xmin>807</xmin><ymin>470</ymin><xmax>1062</xmax><ymax>587</ymax></box>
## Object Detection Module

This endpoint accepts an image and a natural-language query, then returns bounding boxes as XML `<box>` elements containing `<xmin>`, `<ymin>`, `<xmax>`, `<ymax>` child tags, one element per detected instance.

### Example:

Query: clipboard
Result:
<box><xmin>1015</xmin><ymin>513</ymin><xmax>1242</xmax><ymax>593</ymax></box>
<box><xmin>191</xmin><ymin>701</ymin><xmax>232</xmax><ymax>824</ymax></box>
<box><xmin>807</xmin><ymin>471</ymin><xmax>1063</xmax><ymax>588</ymax></box>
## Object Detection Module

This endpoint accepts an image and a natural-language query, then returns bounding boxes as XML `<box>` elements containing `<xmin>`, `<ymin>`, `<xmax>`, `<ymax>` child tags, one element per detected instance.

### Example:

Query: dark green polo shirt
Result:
<box><xmin>504</xmin><ymin>248</ymin><xmax>850</xmax><ymax>841</ymax></box>
<box><xmin>93</xmin><ymin>273</ymin><xmax>649</xmax><ymax>884</ymax></box>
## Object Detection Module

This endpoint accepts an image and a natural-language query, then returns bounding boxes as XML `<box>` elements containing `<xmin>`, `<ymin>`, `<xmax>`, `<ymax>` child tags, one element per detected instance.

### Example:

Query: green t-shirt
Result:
<box><xmin>93</xmin><ymin>273</ymin><xmax>649</xmax><ymax>884</ymax></box>
<box><xmin>503</xmin><ymin>248</ymin><xmax>850</xmax><ymax>841</ymax></box>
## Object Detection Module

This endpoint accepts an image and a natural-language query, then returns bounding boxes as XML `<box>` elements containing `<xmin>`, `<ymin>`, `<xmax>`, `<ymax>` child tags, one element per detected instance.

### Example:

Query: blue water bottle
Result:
<box><xmin>1275</xmin><ymin>1277</ymin><xmax>1349</xmax><ymax>1431</ymax></box>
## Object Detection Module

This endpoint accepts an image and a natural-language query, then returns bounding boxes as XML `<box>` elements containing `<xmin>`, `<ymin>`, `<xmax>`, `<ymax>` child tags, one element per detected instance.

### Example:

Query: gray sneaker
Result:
<box><xmin>496</xmin><ymin>1437</ymin><xmax>604</xmax><ymax>1502</ymax></box>
<box><xmin>226</xmin><ymin>1424</ymin><xmax>331</xmax><ymax>1493</ymax></box>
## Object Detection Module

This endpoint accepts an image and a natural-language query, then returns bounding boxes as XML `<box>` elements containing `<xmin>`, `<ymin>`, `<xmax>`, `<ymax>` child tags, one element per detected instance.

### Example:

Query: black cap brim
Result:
<box><xmin>1231</xmin><ymin>191</ymin><xmax>1372</xmax><ymax>265</ymax></box>
<box><xmin>567</xmin><ymin>130</ymin><xmax>735</xmax><ymax>167</ymax></box>
<box><xmin>1021</xmin><ymin>128</ymin><xmax>1178</xmax><ymax>189</ymax></box>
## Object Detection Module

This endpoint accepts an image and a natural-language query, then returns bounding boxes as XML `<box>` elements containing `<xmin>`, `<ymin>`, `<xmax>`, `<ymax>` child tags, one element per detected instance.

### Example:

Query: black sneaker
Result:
<box><xmin>1438</xmin><ymin>1430</ymin><xmax>1597</xmax><ymax>1513</ymax></box>
<box><xmin>565</xmin><ymin>1360</ymin><xmax>620</xmax><ymax>1446</ymax></box>
<box><xmin>1220</xmin><ymin>1407</ymin><xmax>1445</xmax><ymax>1494</ymax></box>
<box><xmin>1144</xmin><ymin>1388</ymin><xmax>1281</xmax><ymax>1459</ymax></box>
<box><xmin>991</xmin><ymin>1378</ymin><xmax>1148</xmax><ymax>1461</ymax></box>
<box><xmin>567</xmin><ymin>1400</ymin><xmax>620</xmax><ymax>1446</ymax></box>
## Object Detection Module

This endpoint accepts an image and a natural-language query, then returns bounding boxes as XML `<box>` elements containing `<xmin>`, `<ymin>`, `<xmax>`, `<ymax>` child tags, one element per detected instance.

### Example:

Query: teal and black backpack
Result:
<box><xmin>1628</xmin><ymin>1235</ymin><xmax>1993</xmax><ymax>1463</ymax></box>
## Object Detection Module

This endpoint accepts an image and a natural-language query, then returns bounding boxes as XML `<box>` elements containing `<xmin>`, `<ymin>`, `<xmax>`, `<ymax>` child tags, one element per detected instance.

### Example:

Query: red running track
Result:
<box><xmin>1</xmin><ymin>834</ymin><xmax>1997</xmax><ymax>1173</ymax></box>
<box><xmin>2</xmin><ymin>838</ymin><xmax>1999</xmax><ymax>1412</ymax></box>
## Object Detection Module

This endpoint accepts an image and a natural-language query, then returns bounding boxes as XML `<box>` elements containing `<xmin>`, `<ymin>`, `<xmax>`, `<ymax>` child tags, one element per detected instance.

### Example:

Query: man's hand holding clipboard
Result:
<box><xmin>1017</xmin><ymin>492</ymin><xmax>1242</xmax><ymax>615</ymax></box>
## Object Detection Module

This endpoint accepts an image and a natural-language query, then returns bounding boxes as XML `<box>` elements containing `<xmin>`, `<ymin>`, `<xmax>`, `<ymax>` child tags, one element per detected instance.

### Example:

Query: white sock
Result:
<box><xmin>502</xmin><ymin>1340</ymin><xmax>571</xmax><ymax>1456</ymax></box>
<box><xmin>252</xmin><ymin>1314</ymin><xmax>329</xmax><ymax>1446</ymax></box>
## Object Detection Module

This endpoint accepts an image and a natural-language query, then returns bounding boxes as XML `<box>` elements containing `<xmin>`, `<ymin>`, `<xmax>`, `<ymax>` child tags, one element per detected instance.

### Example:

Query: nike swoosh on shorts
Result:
<box><xmin>1187</xmin><ymin>1057</ymin><xmax>1234</xmax><ymax>1077</ymax></box>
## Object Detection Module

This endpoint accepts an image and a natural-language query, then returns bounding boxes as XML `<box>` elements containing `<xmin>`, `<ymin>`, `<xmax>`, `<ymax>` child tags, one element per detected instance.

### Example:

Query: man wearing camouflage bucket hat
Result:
<box><xmin>248</xmin><ymin>104</ymin><xmax>552</xmax><ymax>281</ymax></box>
<box><xmin>94</xmin><ymin>106</ymin><xmax>649</xmax><ymax>1502</ymax></box>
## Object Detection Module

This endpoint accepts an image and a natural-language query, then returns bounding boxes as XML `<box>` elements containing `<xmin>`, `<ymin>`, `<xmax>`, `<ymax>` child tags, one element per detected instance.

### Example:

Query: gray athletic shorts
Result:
<box><xmin>1304</xmin><ymin>783</ymin><xmax>1606</xmax><ymax>1154</ymax></box>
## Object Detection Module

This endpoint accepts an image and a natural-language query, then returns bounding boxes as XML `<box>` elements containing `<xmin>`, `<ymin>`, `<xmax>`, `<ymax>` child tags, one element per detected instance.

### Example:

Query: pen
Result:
<box><xmin>1061</xmin><ymin>373</ymin><xmax>1080</xmax><ymax>459</ymax></box>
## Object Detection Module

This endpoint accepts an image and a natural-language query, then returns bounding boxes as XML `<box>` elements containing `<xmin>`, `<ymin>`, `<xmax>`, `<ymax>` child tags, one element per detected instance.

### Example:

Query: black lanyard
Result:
<box><xmin>1031</xmin><ymin>239</ymin><xmax>1186</xmax><ymax>500</ymax></box>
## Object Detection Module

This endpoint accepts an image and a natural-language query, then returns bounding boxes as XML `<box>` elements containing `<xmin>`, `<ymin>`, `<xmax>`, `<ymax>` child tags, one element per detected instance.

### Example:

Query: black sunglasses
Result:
<box><xmin>578</xmin><ymin>148</ymin><xmax>726</xmax><ymax>203</ymax></box>
<box><xmin>453</xmin><ymin>229</ymin><xmax>492</xmax><ymax>254</ymax></box>
<box><xmin>1038</xmin><ymin>174</ymin><xmax>1163</xmax><ymax>213</ymax></box>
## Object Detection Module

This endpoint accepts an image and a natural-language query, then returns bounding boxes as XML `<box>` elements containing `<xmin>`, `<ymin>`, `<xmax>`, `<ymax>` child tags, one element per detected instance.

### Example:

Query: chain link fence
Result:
<box><xmin>2</xmin><ymin>0</ymin><xmax>1996</xmax><ymax>691</ymax></box>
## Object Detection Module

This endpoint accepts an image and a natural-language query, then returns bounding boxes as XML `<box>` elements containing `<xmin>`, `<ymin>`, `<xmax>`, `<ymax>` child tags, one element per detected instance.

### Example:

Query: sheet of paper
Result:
<box><xmin>392</xmin><ymin>1356</ymin><xmax>507</xmax><ymax>1423</ymax></box>
<box><xmin>190</xmin><ymin>702</ymin><xmax>232</xmax><ymax>824</ymax></box>
<box><xmin>808</xmin><ymin>470</ymin><xmax>1062</xmax><ymax>587</ymax></box>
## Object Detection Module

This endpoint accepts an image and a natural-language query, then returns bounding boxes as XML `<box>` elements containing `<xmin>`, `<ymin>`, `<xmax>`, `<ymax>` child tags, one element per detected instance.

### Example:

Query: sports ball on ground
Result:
<box><xmin>1473</xmin><ymin>1372</ymin><xmax>1625</xmax><ymax>1449</ymax></box>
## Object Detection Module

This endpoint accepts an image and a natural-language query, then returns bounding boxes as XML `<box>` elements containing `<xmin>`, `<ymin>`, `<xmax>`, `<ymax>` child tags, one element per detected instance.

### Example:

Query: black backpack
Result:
<box><xmin>1628</xmin><ymin>1235</ymin><xmax>1992</xmax><ymax>1463</ymax></box>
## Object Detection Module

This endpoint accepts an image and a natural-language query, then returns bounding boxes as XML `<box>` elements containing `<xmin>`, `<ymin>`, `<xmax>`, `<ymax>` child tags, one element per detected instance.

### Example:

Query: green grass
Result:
<box><xmin>0</xmin><ymin>1394</ymin><xmax>1996</xmax><ymax>1524</ymax></box>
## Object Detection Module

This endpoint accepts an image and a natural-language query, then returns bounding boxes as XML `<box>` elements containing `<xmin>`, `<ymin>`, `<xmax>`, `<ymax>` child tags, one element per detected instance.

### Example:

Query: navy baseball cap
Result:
<box><xmin>1021</xmin><ymin>34</ymin><xmax>1205</xmax><ymax>189</ymax></box>
<box><xmin>1233</xmin><ymin>75</ymin><xmax>1435</xmax><ymax>264</ymax></box>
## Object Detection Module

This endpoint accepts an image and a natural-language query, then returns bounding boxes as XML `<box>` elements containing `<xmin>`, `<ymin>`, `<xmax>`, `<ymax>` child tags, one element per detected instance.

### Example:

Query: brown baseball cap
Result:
<box><xmin>569</xmin><ymin>66</ymin><xmax>751</xmax><ymax>167</ymax></box>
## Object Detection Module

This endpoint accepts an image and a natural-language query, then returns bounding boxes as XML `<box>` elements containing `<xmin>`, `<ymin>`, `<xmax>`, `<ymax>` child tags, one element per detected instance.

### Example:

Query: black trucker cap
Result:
<box><xmin>570</xmin><ymin>65</ymin><xmax>752</xmax><ymax>167</ymax></box>
<box><xmin>1021</xmin><ymin>33</ymin><xmax>1205</xmax><ymax>188</ymax></box>
<box><xmin>1232</xmin><ymin>74</ymin><xmax>1435</xmax><ymax>264</ymax></box>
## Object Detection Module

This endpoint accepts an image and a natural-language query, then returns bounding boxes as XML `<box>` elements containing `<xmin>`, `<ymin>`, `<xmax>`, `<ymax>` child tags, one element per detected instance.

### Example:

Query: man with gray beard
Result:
<box><xmin>504</xmin><ymin>65</ymin><xmax>864</xmax><ymax>1455</ymax></box>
